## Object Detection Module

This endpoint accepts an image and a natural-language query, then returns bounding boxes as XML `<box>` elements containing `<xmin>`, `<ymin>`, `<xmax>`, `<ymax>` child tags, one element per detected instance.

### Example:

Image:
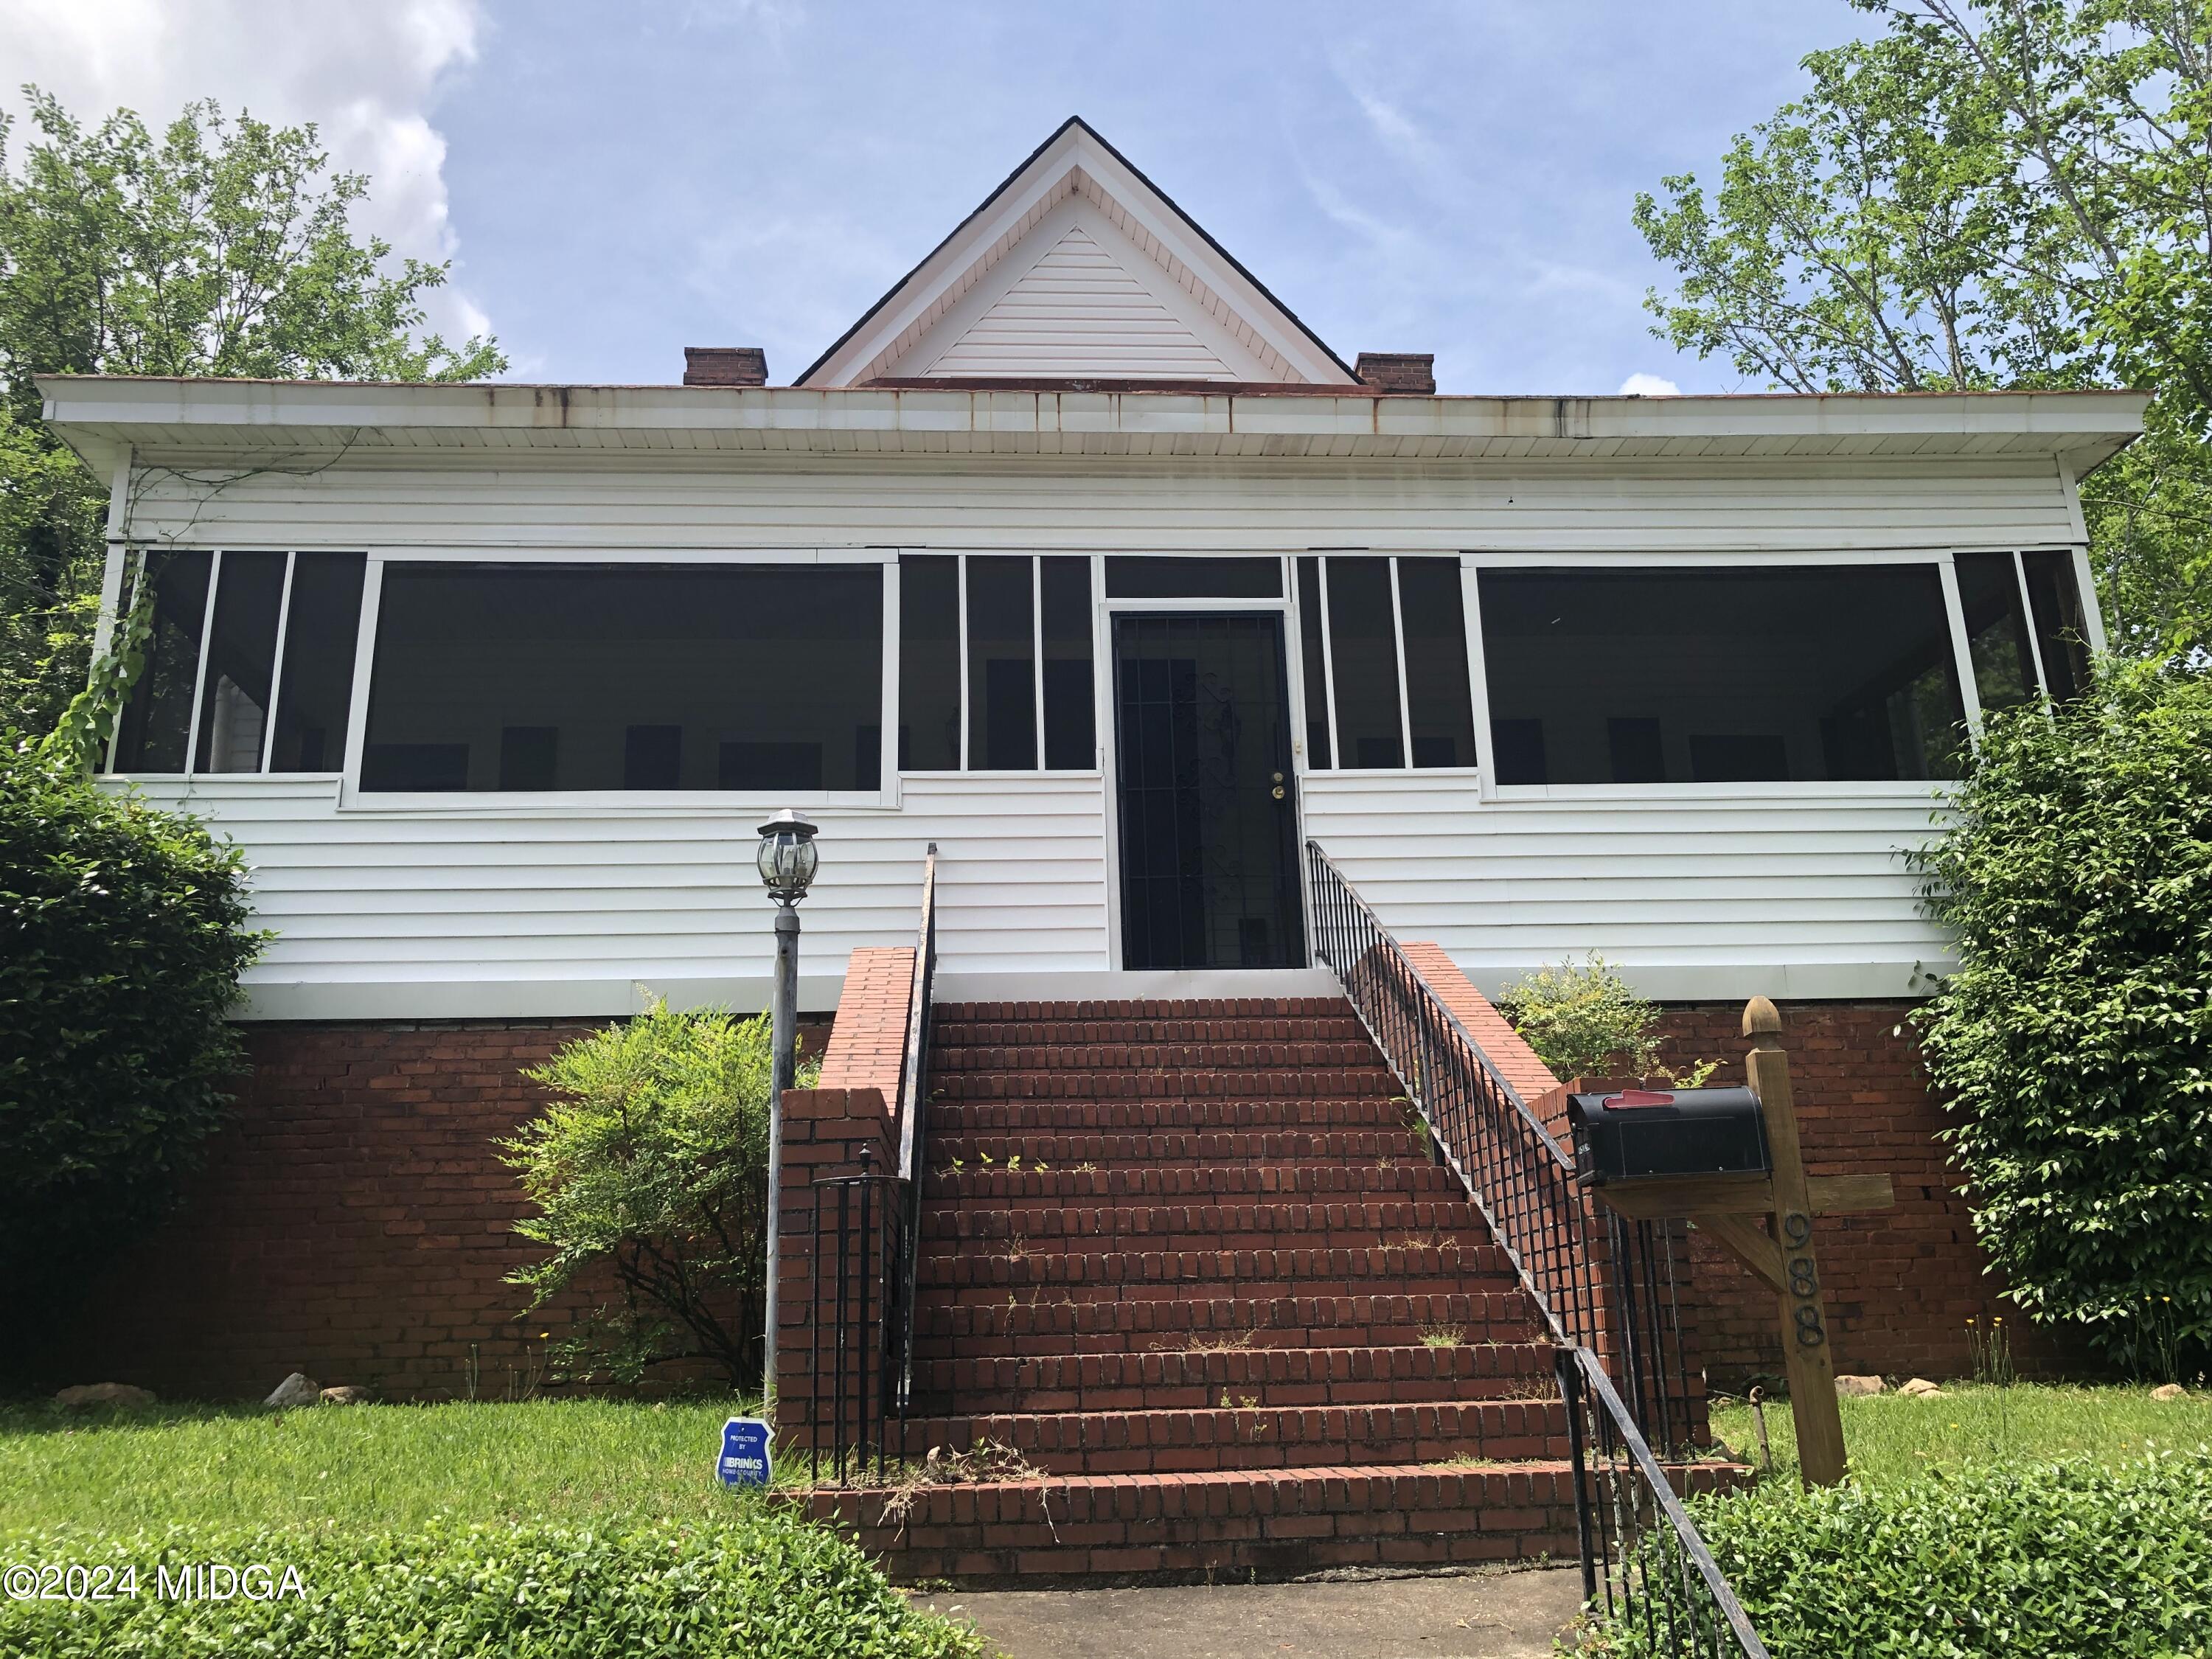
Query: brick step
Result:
<box><xmin>912</xmin><ymin>1341</ymin><xmax>1559</xmax><ymax>1415</ymax></box>
<box><xmin>931</xmin><ymin>1069</ymin><xmax>1400</xmax><ymax>1102</ymax></box>
<box><xmin>935</xmin><ymin>998</ymin><xmax>1351</xmax><ymax>1023</ymax></box>
<box><xmin>910</xmin><ymin>1293</ymin><xmax>1542</xmax><ymax>1359</ymax></box>
<box><xmin>921</xmin><ymin>1163</ymin><xmax>1466</xmax><ymax>1203</ymax></box>
<box><xmin>924</xmin><ymin>1097</ymin><xmax>1422</xmax><ymax>1133</ymax></box>
<box><xmin>931</xmin><ymin>1043</ymin><xmax>1385</xmax><ymax>1076</ymax></box>
<box><xmin>932</xmin><ymin>1017</ymin><xmax>1372</xmax><ymax>1048</ymax></box>
<box><xmin>789</xmin><ymin>1460</ymin><xmax>1601</xmax><ymax>1585</ymax></box>
<box><xmin>917</xmin><ymin>1241</ymin><xmax>1516</xmax><ymax>1300</ymax></box>
<box><xmin>872</xmin><ymin>1399</ymin><xmax>1571</xmax><ymax>1476</ymax></box>
<box><xmin>919</xmin><ymin>1200</ymin><xmax>1493</xmax><ymax>1252</ymax></box>
<box><xmin>928</xmin><ymin>1129</ymin><xmax>1422</xmax><ymax>1166</ymax></box>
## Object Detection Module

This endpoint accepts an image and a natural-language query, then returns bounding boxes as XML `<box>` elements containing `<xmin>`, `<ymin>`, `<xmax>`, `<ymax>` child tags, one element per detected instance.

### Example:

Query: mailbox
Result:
<box><xmin>1568</xmin><ymin>1087</ymin><xmax>1771</xmax><ymax>1188</ymax></box>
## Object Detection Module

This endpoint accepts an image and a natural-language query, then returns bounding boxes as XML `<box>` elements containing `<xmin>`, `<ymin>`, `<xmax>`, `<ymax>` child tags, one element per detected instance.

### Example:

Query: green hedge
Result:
<box><xmin>0</xmin><ymin>1511</ymin><xmax>981</xmax><ymax>1658</ymax></box>
<box><xmin>1601</xmin><ymin>1451</ymin><xmax>2212</xmax><ymax>1658</ymax></box>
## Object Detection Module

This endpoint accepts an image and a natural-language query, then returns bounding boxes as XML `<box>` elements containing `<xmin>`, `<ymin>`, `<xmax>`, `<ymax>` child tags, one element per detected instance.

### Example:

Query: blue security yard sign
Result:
<box><xmin>718</xmin><ymin>1416</ymin><xmax>772</xmax><ymax>1488</ymax></box>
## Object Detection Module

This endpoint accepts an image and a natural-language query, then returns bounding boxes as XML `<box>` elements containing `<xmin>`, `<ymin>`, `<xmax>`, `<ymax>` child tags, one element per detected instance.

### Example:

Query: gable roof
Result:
<box><xmin>795</xmin><ymin>116</ymin><xmax>1360</xmax><ymax>389</ymax></box>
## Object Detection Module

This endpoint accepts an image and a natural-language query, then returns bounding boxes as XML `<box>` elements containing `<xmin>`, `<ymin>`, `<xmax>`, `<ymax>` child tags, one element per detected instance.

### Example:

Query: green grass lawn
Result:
<box><xmin>1708</xmin><ymin>1380</ymin><xmax>2212</xmax><ymax>1487</ymax></box>
<box><xmin>0</xmin><ymin>1397</ymin><xmax>807</xmax><ymax>1533</ymax></box>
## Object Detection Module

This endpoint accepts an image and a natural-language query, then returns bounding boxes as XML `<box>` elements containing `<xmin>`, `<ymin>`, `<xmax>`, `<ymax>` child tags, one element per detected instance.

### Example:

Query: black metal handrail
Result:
<box><xmin>889</xmin><ymin>841</ymin><xmax>938</xmax><ymax>1416</ymax></box>
<box><xmin>1306</xmin><ymin>841</ymin><xmax>1761</xmax><ymax>1655</ymax></box>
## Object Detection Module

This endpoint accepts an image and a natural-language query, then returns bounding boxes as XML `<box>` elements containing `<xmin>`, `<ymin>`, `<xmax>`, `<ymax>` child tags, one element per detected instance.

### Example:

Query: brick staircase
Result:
<box><xmin>799</xmin><ymin>998</ymin><xmax>1591</xmax><ymax>1585</ymax></box>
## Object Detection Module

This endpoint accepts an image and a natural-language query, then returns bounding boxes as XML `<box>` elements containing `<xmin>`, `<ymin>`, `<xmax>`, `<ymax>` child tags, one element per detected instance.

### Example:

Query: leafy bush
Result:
<box><xmin>1911</xmin><ymin>662</ymin><xmax>2212</xmax><ymax>1375</ymax></box>
<box><xmin>1589</xmin><ymin>1451</ymin><xmax>2212</xmax><ymax>1658</ymax></box>
<box><xmin>0</xmin><ymin>1512</ymin><xmax>983</xmax><ymax>1658</ymax></box>
<box><xmin>1496</xmin><ymin>954</ymin><xmax>1714</xmax><ymax>1086</ymax></box>
<box><xmin>504</xmin><ymin>1001</ymin><xmax>810</xmax><ymax>1386</ymax></box>
<box><xmin>0</xmin><ymin>739</ymin><xmax>259</xmax><ymax>1318</ymax></box>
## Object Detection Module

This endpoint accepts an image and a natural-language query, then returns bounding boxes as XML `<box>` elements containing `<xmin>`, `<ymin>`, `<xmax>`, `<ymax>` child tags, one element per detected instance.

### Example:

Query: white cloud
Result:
<box><xmin>1618</xmin><ymin>372</ymin><xmax>1682</xmax><ymax>397</ymax></box>
<box><xmin>0</xmin><ymin>0</ymin><xmax>493</xmax><ymax>352</ymax></box>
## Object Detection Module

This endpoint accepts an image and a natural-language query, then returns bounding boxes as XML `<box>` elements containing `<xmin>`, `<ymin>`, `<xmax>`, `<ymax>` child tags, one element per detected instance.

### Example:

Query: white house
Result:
<box><xmin>43</xmin><ymin>116</ymin><xmax>2143</xmax><ymax>1025</ymax></box>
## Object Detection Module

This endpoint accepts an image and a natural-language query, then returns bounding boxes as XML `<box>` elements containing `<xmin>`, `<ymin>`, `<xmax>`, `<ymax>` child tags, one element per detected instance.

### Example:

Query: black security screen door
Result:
<box><xmin>1113</xmin><ymin>613</ymin><xmax>1305</xmax><ymax>970</ymax></box>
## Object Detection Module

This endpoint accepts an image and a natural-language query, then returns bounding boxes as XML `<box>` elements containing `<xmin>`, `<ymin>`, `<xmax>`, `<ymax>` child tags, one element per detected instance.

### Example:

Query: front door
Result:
<box><xmin>1112</xmin><ymin>613</ymin><xmax>1305</xmax><ymax>969</ymax></box>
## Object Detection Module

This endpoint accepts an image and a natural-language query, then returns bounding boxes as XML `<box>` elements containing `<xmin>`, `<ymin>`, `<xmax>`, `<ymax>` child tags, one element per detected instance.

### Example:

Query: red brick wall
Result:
<box><xmin>1654</xmin><ymin>1001</ymin><xmax>2082</xmax><ymax>1384</ymax></box>
<box><xmin>34</xmin><ymin>1014</ymin><xmax>830</xmax><ymax>1403</ymax></box>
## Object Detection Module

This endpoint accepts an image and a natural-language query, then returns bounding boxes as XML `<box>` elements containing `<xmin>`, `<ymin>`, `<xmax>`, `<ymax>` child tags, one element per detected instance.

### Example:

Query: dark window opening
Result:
<box><xmin>1955</xmin><ymin>551</ymin><xmax>2039</xmax><ymax>714</ymax></box>
<box><xmin>898</xmin><ymin>554</ymin><xmax>960</xmax><ymax>771</ymax></box>
<box><xmin>1105</xmin><ymin>556</ymin><xmax>1281</xmax><ymax>598</ymax></box>
<box><xmin>1295</xmin><ymin>557</ymin><xmax>1332</xmax><ymax>768</ymax></box>
<box><xmin>966</xmin><ymin>555</ymin><xmax>1036</xmax><ymax>769</ymax></box>
<box><xmin>113</xmin><ymin>551</ymin><xmax>213</xmax><ymax>773</ymax></box>
<box><xmin>1478</xmin><ymin>566</ymin><xmax>1967</xmax><ymax>785</ymax></box>
<box><xmin>1324</xmin><ymin>557</ymin><xmax>1403</xmax><ymax>769</ymax></box>
<box><xmin>1040</xmin><ymin>556</ymin><xmax>1096</xmax><ymax>769</ymax></box>
<box><xmin>1397</xmin><ymin>557</ymin><xmax>1477</xmax><ymax>768</ymax></box>
<box><xmin>188</xmin><ymin>551</ymin><xmax>286</xmax><ymax>773</ymax></box>
<box><xmin>361</xmin><ymin>563</ymin><xmax>883</xmax><ymax>793</ymax></box>
<box><xmin>269</xmin><ymin>553</ymin><xmax>366</xmax><ymax>772</ymax></box>
<box><xmin>2023</xmin><ymin>550</ymin><xmax>2093</xmax><ymax>701</ymax></box>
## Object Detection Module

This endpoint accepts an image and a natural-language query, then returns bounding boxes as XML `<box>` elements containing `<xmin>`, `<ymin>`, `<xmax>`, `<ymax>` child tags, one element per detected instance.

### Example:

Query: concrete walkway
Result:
<box><xmin>917</xmin><ymin>1566</ymin><xmax>1584</xmax><ymax>1659</ymax></box>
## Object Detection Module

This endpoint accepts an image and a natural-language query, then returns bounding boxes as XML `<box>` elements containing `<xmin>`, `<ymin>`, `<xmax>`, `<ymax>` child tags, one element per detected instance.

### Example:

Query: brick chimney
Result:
<box><xmin>1354</xmin><ymin>352</ymin><xmax>1436</xmax><ymax>394</ymax></box>
<box><xmin>683</xmin><ymin>347</ymin><xmax>768</xmax><ymax>387</ymax></box>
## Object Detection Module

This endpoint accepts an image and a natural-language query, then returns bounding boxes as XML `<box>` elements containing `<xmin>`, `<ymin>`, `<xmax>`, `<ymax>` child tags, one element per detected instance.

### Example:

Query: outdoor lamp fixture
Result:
<box><xmin>755</xmin><ymin>809</ymin><xmax>818</xmax><ymax>1409</ymax></box>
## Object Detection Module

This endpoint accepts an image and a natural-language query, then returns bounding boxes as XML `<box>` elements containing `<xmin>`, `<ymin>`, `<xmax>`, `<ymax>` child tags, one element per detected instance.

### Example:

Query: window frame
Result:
<box><xmin>1289</xmin><ymin>552</ymin><xmax>1486</xmax><ymax>780</ymax></box>
<box><xmin>899</xmin><ymin>550</ymin><xmax>1105</xmax><ymax>780</ymax></box>
<box><xmin>1461</xmin><ymin>544</ymin><xmax>2098</xmax><ymax>802</ymax></box>
<box><xmin>333</xmin><ymin>546</ymin><xmax>905</xmax><ymax>813</ymax></box>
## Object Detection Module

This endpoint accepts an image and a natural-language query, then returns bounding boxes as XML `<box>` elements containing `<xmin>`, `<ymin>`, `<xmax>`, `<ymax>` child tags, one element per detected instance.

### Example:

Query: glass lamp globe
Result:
<box><xmin>755</xmin><ymin>810</ymin><xmax>821</xmax><ymax>903</ymax></box>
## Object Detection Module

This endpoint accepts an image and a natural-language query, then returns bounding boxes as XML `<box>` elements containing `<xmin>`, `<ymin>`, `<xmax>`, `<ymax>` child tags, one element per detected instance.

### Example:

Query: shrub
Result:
<box><xmin>0</xmin><ymin>738</ymin><xmax>259</xmax><ymax>1322</ymax></box>
<box><xmin>1495</xmin><ymin>954</ymin><xmax>1714</xmax><ymax>1086</ymax></box>
<box><xmin>503</xmin><ymin>1001</ymin><xmax>810</xmax><ymax>1386</ymax></box>
<box><xmin>0</xmin><ymin>1512</ymin><xmax>984</xmax><ymax>1658</ymax></box>
<box><xmin>1911</xmin><ymin>661</ymin><xmax>2212</xmax><ymax>1375</ymax></box>
<box><xmin>1587</xmin><ymin>1451</ymin><xmax>2212</xmax><ymax>1658</ymax></box>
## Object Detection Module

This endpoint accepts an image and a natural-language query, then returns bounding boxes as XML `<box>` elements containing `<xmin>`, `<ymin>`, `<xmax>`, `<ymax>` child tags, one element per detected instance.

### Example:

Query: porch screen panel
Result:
<box><xmin>1040</xmin><ymin>556</ymin><xmax>1096</xmax><ymax>769</ymax></box>
<box><xmin>192</xmin><ymin>551</ymin><xmax>287</xmax><ymax>773</ymax></box>
<box><xmin>1477</xmin><ymin>566</ymin><xmax>1967</xmax><ymax>785</ymax></box>
<box><xmin>899</xmin><ymin>554</ymin><xmax>961</xmax><ymax>771</ymax></box>
<box><xmin>1294</xmin><ymin>557</ymin><xmax>1332</xmax><ymax>768</ymax></box>
<box><xmin>269</xmin><ymin>552</ymin><xmax>366</xmax><ymax>772</ymax></box>
<box><xmin>2022</xmin><ymin>550</ymin><xmax>2093</xmax><ymax>700</ymax></box>
<box><xmin>1955</xmin><ymin>551</ymin><xmax>2039</xmax><ymax>714</ymax></box>
<box><xmin>965</xmin><ymin>555</ymin><xmax>1036</xmax><ymax>770</ymax></box>
<box><xmin>360</xmin><ymin>563</ymin><xmax>883</xmax><ymax>792</ymax></box>
<box><xmin>1324</xmin><ymin>557</ymin><xmax>1404</xmax><ymax>769</ymax></box>
<box><xmin>112</xmin><ymin>550</ymin><xmax>213</xmax><ymax>773</ymax></box>
<box><xmin>1397</xmin><ymin>557</ymin><xmax>1477</xmax><ymax>767</ymax></box>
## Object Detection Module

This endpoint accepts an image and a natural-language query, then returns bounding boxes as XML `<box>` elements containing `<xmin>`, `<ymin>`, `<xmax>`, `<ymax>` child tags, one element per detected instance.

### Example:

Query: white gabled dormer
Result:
<box><xmin>795</xmin><ymin>116</ymin><xmax>1360</xmax><ymax>388</ymax></box>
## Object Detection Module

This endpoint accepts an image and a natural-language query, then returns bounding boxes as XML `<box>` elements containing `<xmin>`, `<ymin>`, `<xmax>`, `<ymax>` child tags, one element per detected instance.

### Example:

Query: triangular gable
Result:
<box><xmin>796</xmin><ymin>117</ymin><xmax>1357</xmax><ymax>388</ymax></box>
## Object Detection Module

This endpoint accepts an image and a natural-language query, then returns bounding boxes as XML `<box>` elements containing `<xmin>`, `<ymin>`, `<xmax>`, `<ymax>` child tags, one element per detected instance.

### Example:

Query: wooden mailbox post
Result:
<box><xmin>1587</xmin><ymin>996</ymin><xmax>1891</xmax><ymax>1487</ymax></box>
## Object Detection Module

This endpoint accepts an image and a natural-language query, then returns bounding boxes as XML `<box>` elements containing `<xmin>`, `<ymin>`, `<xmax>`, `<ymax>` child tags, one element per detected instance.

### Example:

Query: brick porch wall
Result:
<box><xmin>1651</xmin><ymin>1000</ymin><xmax>2084</xmax><ymax>1384</ymax></box>
<box><xmin>30</xmin><ymin>1013</ymin><xmax>829</xmax><ymax>1402</ymax></box>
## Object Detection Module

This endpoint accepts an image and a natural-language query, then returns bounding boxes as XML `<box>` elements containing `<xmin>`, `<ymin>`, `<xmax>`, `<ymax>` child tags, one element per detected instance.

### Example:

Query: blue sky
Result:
<box><xmin>6</xmin><ymin>1</ymin><xmax>1869</xmax><ymax>393</ymax></box>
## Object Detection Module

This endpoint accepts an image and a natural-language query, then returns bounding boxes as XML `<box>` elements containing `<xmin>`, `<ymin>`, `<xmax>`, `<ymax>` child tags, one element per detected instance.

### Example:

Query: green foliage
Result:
<box><xmin>0</xmin><ymin>1514</ymin><xmax>984</xmax><ymax>1658</ymax></box>
<box><xmin>0</xmin><ymin>86</ymin><xmax>506</xmax><ymax>738</ymax></box>
<box><xmin>0</xmin><ymin>740</ymin><xmax>260</xmax><ymax>1323</ymax></box>
<box><xmin>1496</xmin><ymin>954</ymin><xmax>1714</xmax><ymax>1086</ymax></box>
<box><xmin>1591</xmin><ymin>1451</ymin><xmax>2212</xmax><ymax>1658</ymax></box>
<box><xmin>1910</xmin><ymin>661</ymin><xmax>2212</xmax><ymax>1374</ymax></box>
<box><xmin>504</xmin><ymin>1002</ymin><xmax>810</xmax><ymax>1386</ymax></box>
<box><xmin>1634</xmin><ymin>1</ymin><xmax>2212</xmax><ymax>659</ymax></box>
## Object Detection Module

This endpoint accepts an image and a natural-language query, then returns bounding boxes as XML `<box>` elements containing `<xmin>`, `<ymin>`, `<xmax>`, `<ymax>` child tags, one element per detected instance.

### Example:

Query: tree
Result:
<box><xmin>1634</xmin><ymin>0</ymin><xmax>2212</xmax><ymax>659</ymax></box>
<box><xmin>0</xmin><ymin>87</ymin><xmax>504</xmax><ymax>736</ymax></box>
<box><xmin>0</xmin><ymin>735</ymin><xmax>261</xmax><ymax>1346</ymax></box>
<box><xmin>1910</xmin><ymin>662</ymin><xmax>2212</xmax><ymax>1376</ymax></box>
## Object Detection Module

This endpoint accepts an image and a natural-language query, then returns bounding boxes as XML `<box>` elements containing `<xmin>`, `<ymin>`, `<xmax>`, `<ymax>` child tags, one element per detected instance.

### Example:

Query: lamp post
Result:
<box><xmin>755</xmin><ymin>809</ymin><xmax>819</xmax><ymax>1410</ymax></box>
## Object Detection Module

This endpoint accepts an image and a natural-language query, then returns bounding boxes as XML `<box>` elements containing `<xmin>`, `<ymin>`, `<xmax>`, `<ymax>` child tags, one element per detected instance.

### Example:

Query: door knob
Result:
<box><xmin>1271</xmin><ymin>785</ymin><xmax>1286</xmax><ymax>800</ymax></box>
<box><xmin>1270</xmin><ymin>771</ymin><xmax>1284</xmax><ymax>783</ymax></box>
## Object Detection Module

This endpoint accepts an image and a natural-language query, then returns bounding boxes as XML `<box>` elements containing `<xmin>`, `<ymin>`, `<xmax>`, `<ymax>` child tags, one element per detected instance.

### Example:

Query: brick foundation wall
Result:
<box><xmin>1652</xmin><ymin>1001</ymin><xmax>2083</xmax><ymax>1384</ymax></box>
<box><xmin>31</xmin><ymin>1013</ymin><xmax>829</xmax><ymax>1402</ymax></box>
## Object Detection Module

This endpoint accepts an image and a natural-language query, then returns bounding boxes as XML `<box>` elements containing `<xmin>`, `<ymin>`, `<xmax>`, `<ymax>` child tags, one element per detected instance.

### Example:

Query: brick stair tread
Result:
<box><xmin>922</xmin><ymin>1164</ymin><xmax>1466</xmax><ymax>1201</ymax></box>
<box><xmin>925</xmin><ymin>1098</ymin><xmax>1421</xmax><ymax>1130</ymax></box>
<box><xmin>935</xmin><ymin>998</ymin><xmax>1352</xmax><ymax>1021</ymax></box>
<box><xmin>928</xmin><ymin>1130</ymin><xmax>1425</xmax><ymax>1161</ymax></box>
<box><xmin>934</xmin><ymin>1043</ymin><xmax>1388</xmax><ymax>1071</ymax></box>
<box><xmin>921</xmin><ymin>1240</ymin><xmax>1510</xmax><ymax>1282</ymax></box>
<box><xmin>931</xmin><ymin>1074</ymin><xmax>1398</xmax><ymax>1102</ymax></box>
<box><xmin>911</xmin><ymin>1293</ymin><xmax>1543</xmax><ymax>1358</ymax></box>
<box><xmin>913</xmin><ymin>1342</ymin><xmax>1559</xmax><ymax>1413</ymax></box>
<box><xmin>933</xmin><ymin>1020</ymin><xmax>1372</xmax><ymax>1047</ymax></box>
<box><xmin>922</xmin><ymin>1200</ymin><xmax>1489</xmax><ymax>1245</ymax></box>
<box><xmin>870</xmin><ymin>1400</ymin><xmax>1568</xmax><ymax>1474</ymax></box>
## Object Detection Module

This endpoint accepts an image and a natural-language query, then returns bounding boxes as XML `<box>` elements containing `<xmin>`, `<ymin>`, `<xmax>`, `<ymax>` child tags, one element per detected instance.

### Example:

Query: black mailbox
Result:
<box><xmin>1568</xmin><ymin>1087</ymin><xmax>1772</xmax><ymax>1188</ymax></box>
